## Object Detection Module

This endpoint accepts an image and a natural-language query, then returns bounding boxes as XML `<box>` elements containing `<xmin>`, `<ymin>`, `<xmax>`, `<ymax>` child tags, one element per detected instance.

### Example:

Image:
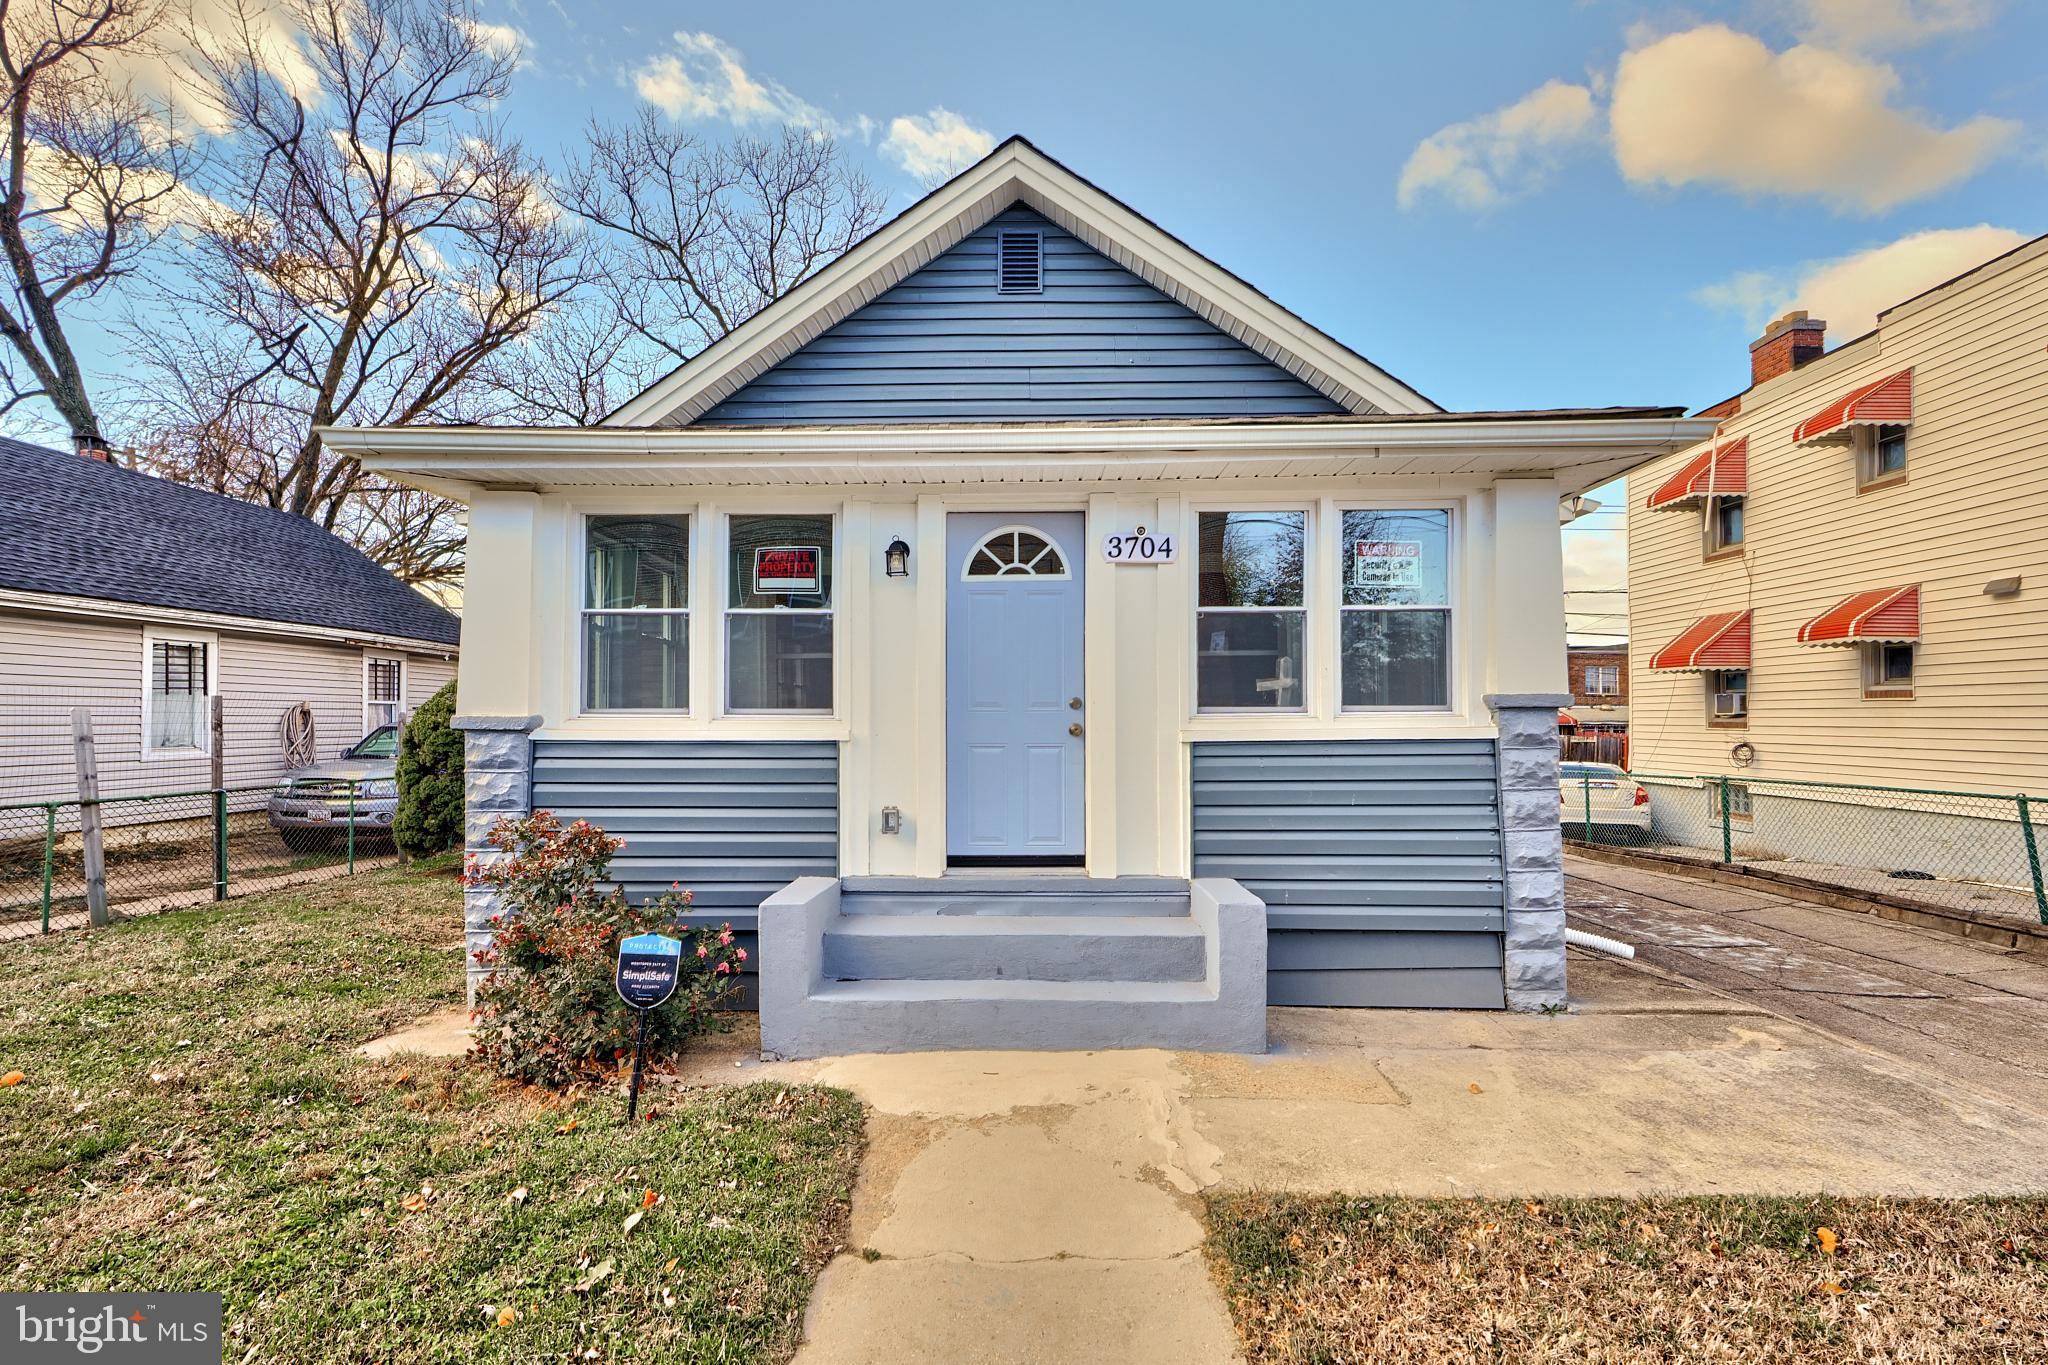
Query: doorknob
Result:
<box><xmin>1068</xmin><ymin>697</ymin><xmax>1083</xmax><ymax>710</ymax></box>
<box><xmin>1068</xmin><ymin>722</ymin><xmax>1084</xmax><ymax>737</ymax></box>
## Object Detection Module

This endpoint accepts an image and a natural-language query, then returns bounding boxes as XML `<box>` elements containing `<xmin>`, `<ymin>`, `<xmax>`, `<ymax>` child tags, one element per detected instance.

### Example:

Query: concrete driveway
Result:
<box><xmin>656</xmin><ymin>861</ymin><xmax>2048</xmax><ymax>1363</ymax></box>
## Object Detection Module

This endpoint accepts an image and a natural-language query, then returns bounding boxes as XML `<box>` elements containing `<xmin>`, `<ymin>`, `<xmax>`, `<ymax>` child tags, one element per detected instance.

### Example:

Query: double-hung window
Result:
<box><xmin>583</xmin><ymin>514</ymin><xmax>690</xmax><ymax>711</ymax></box>
<box><xmin>726</xmin><ymin>513</ymin><xmax>834</xmax><ymax>713</ymax></box>
<box><xmin>1338</xmin><ymin>508</ymin><xmax>1452</xmax><ymax>710</ymax></box>
<box><xmin>1705</xmin><ymin>495</ymin><xmax>1744</xmax><ymax>554</ymax></box>
<box><xmin>1196</xmin><ymin>510</ymin><xmax>1306</xmax><ymax>711</ymax></box>
<box><xmin>1585</xmin><ymin>664</ymin><xmax>1620</xmax><ymax>697</ymax></box>
<box><xmin>364</xmin><ymin>656</ymin><xmax>404</xmax><ymax>731</ymax></box>
<box><xmin>145</xmin><ymin>633</ymin><xmax>212</xmax><ymax>754</ymax></box>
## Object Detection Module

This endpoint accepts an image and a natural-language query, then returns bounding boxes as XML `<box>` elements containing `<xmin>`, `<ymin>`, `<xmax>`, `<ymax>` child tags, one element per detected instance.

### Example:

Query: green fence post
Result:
<box><xmin>346</xmin><ymin>781</ymin><xmax>357</xmax><ymax>875</ymax></box>
<box><xmin>1582</xmin><ymin>775</ymin><xmax>1594</xmax><ymax>843</ymax></box>
<box><xmin>40</xmin><ymin>803</ymin><xmax>56</xmax><ymax>934</ymax></box>
<box><xmin>2019</xmin><ymin>793</ymin><xmax>2047</xmax><ymax>927</ymax></box>
<box><xmin>1718</xmin><ymin>776</ymin><xmax>1733</xmax><ymax>864</ymax></box>
<box><xmin>212</xmin><ymin>788</ymin><xmax>229</xmax><ymax>902</ymax></box>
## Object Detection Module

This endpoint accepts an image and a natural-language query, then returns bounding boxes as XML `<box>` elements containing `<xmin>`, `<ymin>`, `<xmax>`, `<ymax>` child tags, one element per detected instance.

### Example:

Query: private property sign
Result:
<box><xmin>754</xmin><ymin>546</ymin><xmax>821</xmax><ymax>594</ymax></box>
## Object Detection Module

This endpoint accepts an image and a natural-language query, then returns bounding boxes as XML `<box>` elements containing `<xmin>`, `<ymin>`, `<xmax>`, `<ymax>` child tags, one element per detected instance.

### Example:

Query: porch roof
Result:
<box><xmin>322</xmin><ymin>409</ymin><xmax>1717</xmax><ymax>500</ymax></box>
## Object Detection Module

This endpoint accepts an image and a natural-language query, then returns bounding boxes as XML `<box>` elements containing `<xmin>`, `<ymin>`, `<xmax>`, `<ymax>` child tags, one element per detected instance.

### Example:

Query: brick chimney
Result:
<box><xmin>1748</xmin><ymin>311</ymin><xmax>1826</xmax><ymax>386</ymax></box>
<box><xmin>74</xmin><ymin>437</ymin><xmax>114</xmax><ymax>461</ymax></box>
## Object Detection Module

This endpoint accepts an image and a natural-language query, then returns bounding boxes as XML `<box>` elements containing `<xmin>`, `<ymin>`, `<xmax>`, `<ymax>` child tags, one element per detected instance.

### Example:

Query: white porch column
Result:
<box><xmin>1486</xmin><ymin>477</ymin><xmax>1570</xmax><ymax>1012</ymax></box>
<box><xmin>454</xmin><ymin>490</ymin><xmax>542</xmax><ymax>1003</ymax></box>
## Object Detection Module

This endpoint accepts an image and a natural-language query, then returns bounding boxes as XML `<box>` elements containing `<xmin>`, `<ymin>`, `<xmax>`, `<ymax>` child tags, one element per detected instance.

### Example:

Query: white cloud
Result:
<box><xmin>631</xmin><ymin>32</ymin><xmax>834</xmax><ymax>131</ymax></box>
<box><xmin>879</xmin><ymin>109</ymin><xmax>994</xmax><ymax>183</ymax></box>
<box><xmin>1610</xmin><ymin>25</ymin><xmax>2016</xmax><ymax>213</ymax></box>
<box><xmin>1397</xmin><ymin>79</ymin><xmax>1600</xmax><ymax>210</ymax></box>
<box><xmin>1695</xmin><ymin>224</ymin><xmax>2029</xmax><ymax>337</ymax></box>
<box><xmin>456</xmin><ymin>17</ymin><xmax>533</xmax><ymax>69</ymax></box>
<box><xmin>1797</xmin><ymin>0</ymin><xmax>1994</xmax><ymax>51</ymax></box>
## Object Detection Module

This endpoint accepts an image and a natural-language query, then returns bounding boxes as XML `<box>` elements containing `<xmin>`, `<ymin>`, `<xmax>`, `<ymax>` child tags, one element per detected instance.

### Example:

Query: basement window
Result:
<box><xmin>995</xmin><ymin>230</ymin><xmax>1043</xmax><ymax>294</ymax></box>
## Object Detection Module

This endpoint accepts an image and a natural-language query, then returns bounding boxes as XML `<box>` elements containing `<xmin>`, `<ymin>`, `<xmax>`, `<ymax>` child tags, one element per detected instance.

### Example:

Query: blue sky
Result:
<box><xmin>37</xmin><ymin>1</ymin><xmax>2048</xmax><ymax>633</ymax></box>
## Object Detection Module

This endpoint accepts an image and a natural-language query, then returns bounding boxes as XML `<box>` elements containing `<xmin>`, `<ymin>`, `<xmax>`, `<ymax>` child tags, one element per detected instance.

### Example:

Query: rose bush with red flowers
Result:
<box><xmin>465</xmin><ymin>810</ymin><xmax>746</xmax><ymax>1087</ymax></box>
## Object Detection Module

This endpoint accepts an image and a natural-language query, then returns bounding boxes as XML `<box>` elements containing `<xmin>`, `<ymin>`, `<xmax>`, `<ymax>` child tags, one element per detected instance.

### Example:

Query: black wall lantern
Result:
<box><xmin>884</xmin><ymin>536</ymin><xmax>911</xmax><ymax>578</ymax></box>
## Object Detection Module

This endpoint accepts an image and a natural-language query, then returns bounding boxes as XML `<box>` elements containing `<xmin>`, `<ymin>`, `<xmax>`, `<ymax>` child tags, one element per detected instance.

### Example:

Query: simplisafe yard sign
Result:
<box><xmin>616</xmin><ymin>932</ymin><xmax>683</xmax><ymax>1121</ymax></box>
<box><xmin>616</xmin><ymin>932</ymin><xmax>682</xmax><ymax>1009</ymax></box>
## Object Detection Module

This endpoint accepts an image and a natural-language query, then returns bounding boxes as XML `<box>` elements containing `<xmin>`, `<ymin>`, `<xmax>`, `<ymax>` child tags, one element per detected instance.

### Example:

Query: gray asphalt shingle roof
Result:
<box><xmin>0</xmin><ymin>436</ymin><xmax>461</xmax><ymax>647</ymax></box>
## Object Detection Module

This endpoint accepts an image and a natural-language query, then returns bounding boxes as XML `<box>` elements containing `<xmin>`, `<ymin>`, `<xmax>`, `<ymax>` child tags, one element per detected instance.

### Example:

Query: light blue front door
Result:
<box><xmin>947</xmin><ymin>512</ymin><xmax>1086</xmax><ymax>862</ymax></box>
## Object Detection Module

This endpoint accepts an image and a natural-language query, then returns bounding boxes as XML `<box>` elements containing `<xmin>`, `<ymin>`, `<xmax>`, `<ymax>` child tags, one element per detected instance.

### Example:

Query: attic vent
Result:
<box><xmin>995</xmin><ymin>230</ymin><xmax>1043</xmax><ymax>294</ymax></box>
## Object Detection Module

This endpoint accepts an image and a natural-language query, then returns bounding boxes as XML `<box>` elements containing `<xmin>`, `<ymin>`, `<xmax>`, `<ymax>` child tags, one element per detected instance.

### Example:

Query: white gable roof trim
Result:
<box><xmin>604</xmin><ymin>138</ymin><xmax>1440</xmax><ymax>429</ymax></box>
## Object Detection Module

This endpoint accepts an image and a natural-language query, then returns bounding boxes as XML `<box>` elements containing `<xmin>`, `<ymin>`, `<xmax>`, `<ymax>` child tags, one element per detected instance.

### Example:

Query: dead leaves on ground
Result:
<box><xmin>1</xmin><ymin>1069</ymin><xmax>26</xmax><ymax>1087</ymax></box>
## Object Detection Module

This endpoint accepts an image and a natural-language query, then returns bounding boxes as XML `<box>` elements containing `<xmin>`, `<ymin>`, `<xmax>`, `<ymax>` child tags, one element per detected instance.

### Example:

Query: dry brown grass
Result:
<box><xmin>1206</xmin><ymin>1193</ymin><xmax>2048</xmax><ymax>1364</ymax></box>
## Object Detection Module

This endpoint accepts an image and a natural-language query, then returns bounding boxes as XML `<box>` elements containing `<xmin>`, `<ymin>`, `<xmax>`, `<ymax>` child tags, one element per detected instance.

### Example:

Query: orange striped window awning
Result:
<box><xmin>1791</xmin><ymin>369</ymin><xmax>1912</xmax><ymax>445</ymax></box>
<box><xmin>1649</xmin><ymin>611</ymin><xmax>1751</xmax><ymax>673</ymax></box>
<box><xmin>1795</xmin><ymin>585</ymin><xmax>1919</xmax><ymax>647</ymax></box>
<box><xmin>1644</xmin><ymin>438</ymin><xmax>1747</xmax><ymax>512</ymax></box>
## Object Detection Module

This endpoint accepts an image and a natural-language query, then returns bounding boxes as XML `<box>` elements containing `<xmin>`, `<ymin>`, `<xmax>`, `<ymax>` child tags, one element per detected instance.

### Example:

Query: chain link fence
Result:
<box><xmin>0</xmin><ymin>689</ymin><xmax>403</xmax><ymax>941</ymax></box>
<box><xmin>1563</xmin><ymin>768</ymin><xmax>2048</xmax><ymax>927</ymax></box>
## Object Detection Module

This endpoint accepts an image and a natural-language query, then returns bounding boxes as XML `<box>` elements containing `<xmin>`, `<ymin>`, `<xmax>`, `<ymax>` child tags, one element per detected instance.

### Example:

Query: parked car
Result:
<box><xmin>268</xmin><ymin>726</ymin><xmax>401</xmax><ymax>850</ymax></box>
<box><xmin>1559</xmin><ymin>761</ymin><xmax>1652</xmax><ymax>839</ymax></box>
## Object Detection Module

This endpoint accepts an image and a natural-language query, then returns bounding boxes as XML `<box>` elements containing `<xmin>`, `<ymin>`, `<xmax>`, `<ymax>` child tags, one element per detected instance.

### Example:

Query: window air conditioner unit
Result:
<box><xmin>1713</xmin><ymin>690</ymin><xmax>1746</xmax><ymax>717</ymax></box>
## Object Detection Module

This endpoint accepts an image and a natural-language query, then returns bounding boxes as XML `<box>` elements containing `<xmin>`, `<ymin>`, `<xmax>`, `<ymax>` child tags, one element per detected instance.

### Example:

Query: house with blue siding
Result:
<box><xmin>328</xmin><ymin>138</ymin><xmax>1713</xmax><ymax>1056</ymax></box>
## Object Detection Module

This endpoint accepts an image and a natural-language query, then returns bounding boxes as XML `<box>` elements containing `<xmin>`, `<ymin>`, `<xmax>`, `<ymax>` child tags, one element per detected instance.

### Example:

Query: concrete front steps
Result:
<box><xmin>760</xmin><ymin>876</ymin><xmax>1267</xmax><ymax>1057</ymax></box>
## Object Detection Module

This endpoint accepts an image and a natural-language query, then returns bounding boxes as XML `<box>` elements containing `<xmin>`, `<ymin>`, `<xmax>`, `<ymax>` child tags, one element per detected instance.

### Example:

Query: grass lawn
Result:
<box><xmin>0</xmin><ymin>860</ymin><xmax>866</xmax><ymax>1364</ymax></box>
<box><xmin>1207</xmin><ymin>1193</ymin><xmax>2048</xmax><ymax>1363</ymax></box>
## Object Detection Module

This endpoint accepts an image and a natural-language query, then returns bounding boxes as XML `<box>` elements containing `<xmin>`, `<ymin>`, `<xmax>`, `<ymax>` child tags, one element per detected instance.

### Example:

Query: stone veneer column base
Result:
<box><xmin>453</xmin><ymin>714</ymin><xmax>541</xmax><ymax>1006</ymax></box>
<box><xmin>1486</xmin><ymin>693</ymin><xmax>1572</xmax><ymax>1012</ymax></box>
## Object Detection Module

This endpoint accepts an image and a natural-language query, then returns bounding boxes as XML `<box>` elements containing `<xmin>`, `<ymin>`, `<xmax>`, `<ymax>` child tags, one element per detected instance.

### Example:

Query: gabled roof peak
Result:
<box><xmin>605</xmin><ymin>137</ymin><xmax>1438</xmax><ymax>428</ymax></box>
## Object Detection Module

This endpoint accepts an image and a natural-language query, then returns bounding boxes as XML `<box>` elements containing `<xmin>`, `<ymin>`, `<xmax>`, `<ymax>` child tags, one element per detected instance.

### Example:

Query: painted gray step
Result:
<box><xmin>792</xmin><ymin>978</ymin><xmax>1263</xmax><ymax>1054</ymax></box>
<box><xmin>823</xmin><ymin>915</ymin><xmax>1206</xmax><ymax>983</ymax></box>
<box><xmin>840</xmin><ymin>892</ymin><xmax>1189</xmax><ymax>918</ymax></box>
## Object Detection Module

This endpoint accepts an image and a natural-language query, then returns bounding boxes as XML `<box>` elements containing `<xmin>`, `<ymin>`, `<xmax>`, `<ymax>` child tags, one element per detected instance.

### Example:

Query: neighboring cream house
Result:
<box><xmin>0</xmin><ymin>437</ymin><xmax>459</xmax><ymax>812</ymax></box>
<box><xmin>329</xmin><ymin>138</ymin><xmax>1712</xmax><ymax>1053</ymax></box>
<box><xmin>1626</xmin><ymin>233</ymin><xmax>2048</xmax><ymax>869</ymax></box>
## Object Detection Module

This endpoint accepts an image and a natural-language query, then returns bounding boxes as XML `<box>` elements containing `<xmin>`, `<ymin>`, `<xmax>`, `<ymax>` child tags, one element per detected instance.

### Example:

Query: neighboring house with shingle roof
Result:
<box><xmin>0</xmin><ymin>436</ymin><xmax>459</xmax><ymax>807</ymax></box>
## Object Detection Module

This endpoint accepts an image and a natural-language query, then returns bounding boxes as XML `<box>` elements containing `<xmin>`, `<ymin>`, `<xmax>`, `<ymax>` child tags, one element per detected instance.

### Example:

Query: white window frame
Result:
<box><xmin>724</xmin><ymin>510</ymin><xmax>838</xmax><ymax>717</ymax></box>
<box><xmin>1584</xmin><ymin>664</ymin><xmax>1621</xmax><ymax>697</ymax></box>
<box><xmin>1862</xmin><ymin>641</ymin><xmax>1915</xmax><ymax>699</ymax></box>
<box><xmin>961</xmin><ymin>524</ymin><xmax>1075</xmax><ymax>580</ymax></box>
<box><xmin>1334</xmin><ymin>501</ymin><xmax>1458</xmax><ymax>715</ymax></box>
<box><xmin>1192</xmin><ymin>506</ymin><xmax>1311</xmax><ymax>715</ymax></box>
<box><xmin>363</xmin><ymin>653</ymin><xmax>405</xmax><ymax>735</ymax></box>
<box><xmin>1703</xmin><ymin>494</ymin><xmax>1745</xmax><ymax>555</ymax></box>
<box><xmin>140</xmin><ymin>627</ymin><xmax>218</xmax><ymax>760</ymax></box>
<box><xmin>1707</xmin><ymin>668</ymin><xmax>1749</xmax><ymax>723</ymax></box>
<box><xmin>1855</xmin><ymin>424</ymin><xmax>1909</xmax><ymax>488</ymax></box>
<box><xmin>578</xmin><ymin>511</ymin><xmax>694</xmax><ymax>716</ymax></box>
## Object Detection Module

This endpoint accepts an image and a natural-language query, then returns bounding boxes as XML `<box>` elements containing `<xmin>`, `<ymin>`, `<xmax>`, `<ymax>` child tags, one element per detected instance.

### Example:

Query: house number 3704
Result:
<box><xmin>1101</xmin><ymin>529</ymin><xmax>1176</xmax><ymax>564</ymax></box>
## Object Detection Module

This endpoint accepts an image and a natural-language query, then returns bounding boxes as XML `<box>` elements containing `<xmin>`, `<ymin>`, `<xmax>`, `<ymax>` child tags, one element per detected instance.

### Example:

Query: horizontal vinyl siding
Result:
<box><xmin>0</xmin><ymin>614</ymin><xmax>437</xmax><ymax>814</ymax></box>
<box><xmin>696</xmin><ymin>206</ymin><xmax>1345</xmax><ymax>425</ymax></box>
<box><xmin>1627</xmin><ymin>241</ymin><xmax>2048</xmax><ymax>793</ymax></box>
<box><xmin>530</xmin><ymin>740</ymin><xmax>841</xmax><ymax>1007</ymax></box>
<box><xmin>1191</xmin><ymin>740</ymin><xmax>1505</xmax><ymax>1008</ymax></box>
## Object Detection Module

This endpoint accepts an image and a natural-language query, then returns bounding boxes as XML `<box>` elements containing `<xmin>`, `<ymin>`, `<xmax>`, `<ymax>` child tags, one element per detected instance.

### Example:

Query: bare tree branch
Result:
<box><xmin>562</xmin><ymin>114</ymin><xmax>888</xmax><ymax>370</ymax></box>
<box><xmin>126</xmin><ymin>0</ymin><xmax>586</xmax><ymax>587</ymax></box>
<box><xmin>0</xmin><ymin>0</ymin><xmax>186</xmax><ymax>451</ymax></box>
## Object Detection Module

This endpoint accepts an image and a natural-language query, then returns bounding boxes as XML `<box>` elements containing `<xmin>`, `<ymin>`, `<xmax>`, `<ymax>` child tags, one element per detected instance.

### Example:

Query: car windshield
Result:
<box><xmin>348</xmin><ymin>727</ymin><xmax>398</xmax><ymax>759</ymax></box>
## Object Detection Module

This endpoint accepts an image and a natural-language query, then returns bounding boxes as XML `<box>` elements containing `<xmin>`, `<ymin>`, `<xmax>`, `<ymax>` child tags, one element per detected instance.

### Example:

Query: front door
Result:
<box><xmin>946</xmin><ymin>512</ymin><xmax>1085</xmax><ymax>864</ymax></box>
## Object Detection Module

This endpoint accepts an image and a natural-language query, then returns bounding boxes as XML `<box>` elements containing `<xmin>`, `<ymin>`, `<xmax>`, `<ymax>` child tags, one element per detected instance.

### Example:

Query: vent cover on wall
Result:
<box><xmin>995</xmin><ymin>230</ymin><xmax>1043</xmax><ymax>294</ymax></box>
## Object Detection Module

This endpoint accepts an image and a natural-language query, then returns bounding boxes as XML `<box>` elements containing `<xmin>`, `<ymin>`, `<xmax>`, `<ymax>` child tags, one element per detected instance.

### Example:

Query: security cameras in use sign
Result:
<box><xmin>616</xmin><ymin>932</ymin><xmax>682</xmax><ymax>1009</ymax></box>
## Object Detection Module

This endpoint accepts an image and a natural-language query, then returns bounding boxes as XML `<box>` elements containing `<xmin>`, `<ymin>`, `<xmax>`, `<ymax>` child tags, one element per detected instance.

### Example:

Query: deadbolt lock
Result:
<box><xmin>1068</xmin><ymin>723</ymin><xmax>1084</xmax><ymax>737</ymax></box>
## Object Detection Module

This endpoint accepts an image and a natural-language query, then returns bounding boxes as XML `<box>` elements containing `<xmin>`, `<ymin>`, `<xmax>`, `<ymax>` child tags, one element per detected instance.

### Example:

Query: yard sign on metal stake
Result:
<box><xmin>615</xmin><ymin>933</ymin><xmax>683</xmax><ymax>1122</ymax></box>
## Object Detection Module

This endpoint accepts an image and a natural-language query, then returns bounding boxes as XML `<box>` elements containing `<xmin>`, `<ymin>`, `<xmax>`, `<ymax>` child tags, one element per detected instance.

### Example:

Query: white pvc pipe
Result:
<box><xmin>1565</xmin><ymin>927</ymin><xmax>1636</xmax><ymax>960</ymax></box>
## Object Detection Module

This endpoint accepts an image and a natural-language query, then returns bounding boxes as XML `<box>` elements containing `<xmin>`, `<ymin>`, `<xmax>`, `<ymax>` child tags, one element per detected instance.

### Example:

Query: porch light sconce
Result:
<box><xmin>884</xmin><ymin>537</ymin><xmax>911</xmax><ymax>578</ymax></box>
<box><xmin>880</xmin><ymin>805</ymin><xmax>903</xmax><ymax>835</ymax></box>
